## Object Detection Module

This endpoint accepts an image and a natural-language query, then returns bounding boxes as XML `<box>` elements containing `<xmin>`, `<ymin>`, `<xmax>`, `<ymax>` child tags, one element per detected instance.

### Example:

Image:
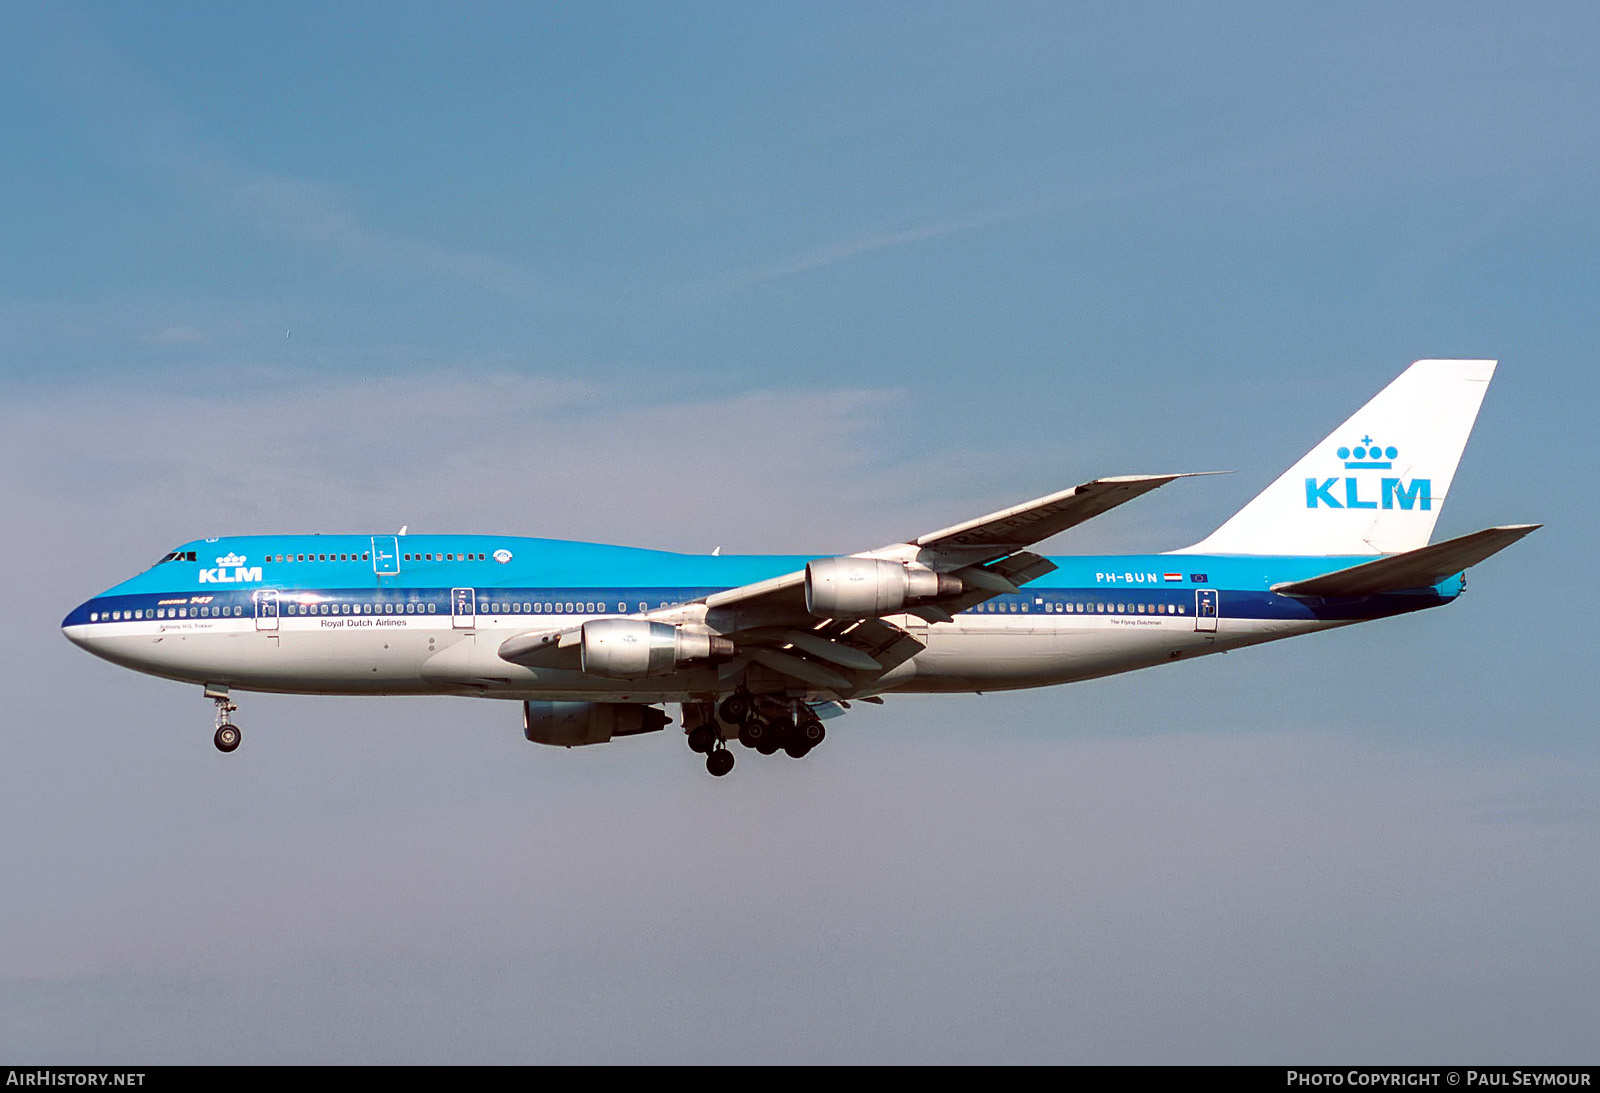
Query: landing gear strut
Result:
<box><xmin>209</xmin><ymin>686</ymin><xmax>241</xmax><ymax>753</ymax></box>
<box><xmin>790</xmin><ymin>715</ymin><xmax>825</xmax><ymax>758</ymax></box>
<box><xmin>683</xmin><ymin>699</ymin><xmax>735</xmax><ymax>776</ymax></box>
<box><xmin>706</xmin><ymin>747</ymin><xmax>734</xmax><ymax>777</ymax></box>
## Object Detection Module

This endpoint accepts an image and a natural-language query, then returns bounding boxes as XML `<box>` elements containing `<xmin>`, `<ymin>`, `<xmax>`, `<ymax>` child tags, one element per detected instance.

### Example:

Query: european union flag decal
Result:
<box><xmin>1190</xmin><ymin>573</ymin><xmax>1208</xmax><ymax>583</ymax></box>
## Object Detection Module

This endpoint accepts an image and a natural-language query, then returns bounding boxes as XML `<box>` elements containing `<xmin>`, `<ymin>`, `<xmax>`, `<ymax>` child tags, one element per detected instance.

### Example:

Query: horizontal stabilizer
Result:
<box><xmin>1271</xmin><ymin>524</ymin><xmax>1540</xmax><ymax>597</ymax></box>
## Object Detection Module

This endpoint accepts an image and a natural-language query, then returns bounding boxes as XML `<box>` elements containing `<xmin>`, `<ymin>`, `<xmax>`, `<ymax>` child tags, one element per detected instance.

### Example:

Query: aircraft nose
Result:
<box><xmin>61</xmin><ymin>598</ymin><xmax>102</xmax><ymax>651</ymax></box>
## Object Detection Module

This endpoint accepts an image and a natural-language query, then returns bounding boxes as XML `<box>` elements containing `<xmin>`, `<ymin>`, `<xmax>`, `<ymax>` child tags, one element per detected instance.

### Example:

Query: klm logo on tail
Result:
<box><xmin>1305</xmin><ymin>438</ymin><xmax>1431</xmax><ymax>511</ymax></box>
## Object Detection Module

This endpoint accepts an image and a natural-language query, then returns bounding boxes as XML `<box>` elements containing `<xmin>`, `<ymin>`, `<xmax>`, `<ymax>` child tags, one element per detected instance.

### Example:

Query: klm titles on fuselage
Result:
<box><xmin>197</xmin><ymin>553</ymin><xmax>263</xmax><ymax>584</ymax></box>
<box><xmin>1305</xmin><ymin>439</ymin><xmax>1431</xmax><ymax>511</ymax></box>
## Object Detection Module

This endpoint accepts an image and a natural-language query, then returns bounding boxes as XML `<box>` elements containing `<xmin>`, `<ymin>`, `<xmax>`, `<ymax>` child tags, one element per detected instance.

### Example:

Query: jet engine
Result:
<box><xmin>804</xmin><ymin>557</ymin><xmax>963</xmax><ymax>618</ymax></box>
<box><xmin>522</xmin><ymin>701</ymin><xmax>669</xmax><ymax>747</ymax></box>
<box><xmin>579</xmin><ymin>618</ymin><xmax>734</xmax><ymax>679</ymax></box>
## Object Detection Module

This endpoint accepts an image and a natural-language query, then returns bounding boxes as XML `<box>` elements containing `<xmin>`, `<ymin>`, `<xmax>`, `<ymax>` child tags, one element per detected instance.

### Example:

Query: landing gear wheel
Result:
<box><xmin>755</xmin><ymin>733</ymin><xmax>781</xmax><ymax>756</ymax></box>
<box><xmin>797</xmin><ymin>720</ymin><xmax>825</xmax><ymax>748</ymax></box>
<box><xmin>706</xmin><ymin>748</ymin><xmax>735</xmax><ymax>777</ymax></box>
<box><xmin>767</xmin><ymin>715</ymin><xmax>795</xmax><ymax>745</ymax></box>
<box><xmin>784</xmin><ymin>739</ymin><xmax>812</xmax><ymax>759</ymax></box>
<box><xmin>687</xmin><ymin>724</ymin><xmax>716</xmax><ymax>754</ymax></box>
<box><xmin>718</xmin><ymin>694</ymin><xmax>750</xmax><ymax>725</ymax></box>
<box><xmin>738</xmin><ymin>719</ymin><xmax>768</xmax><ymax>749</ymax></box>
<box><xmin>209</xmin><ymin>689</ymin><xmax>240</xmax><ymax>752</ymax></box>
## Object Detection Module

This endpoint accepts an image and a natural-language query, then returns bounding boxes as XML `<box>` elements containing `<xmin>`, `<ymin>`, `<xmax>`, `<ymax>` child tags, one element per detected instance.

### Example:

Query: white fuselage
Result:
<box><xmin>61</xmin><ymin>534</ymin><xmax>1452</xmax><ymax>707</ymax></box>
<box><xmin>64</xmin><ymin>600</ymin><xmax>1335</xmax><ymax>702</ymax></box>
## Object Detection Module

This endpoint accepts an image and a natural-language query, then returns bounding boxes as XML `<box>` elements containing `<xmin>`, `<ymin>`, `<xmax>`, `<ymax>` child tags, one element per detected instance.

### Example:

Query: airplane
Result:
<box><xmin>62</xmin><ymin>359</ymin><xmax>1537</xmax><ymax>777</ymax></box>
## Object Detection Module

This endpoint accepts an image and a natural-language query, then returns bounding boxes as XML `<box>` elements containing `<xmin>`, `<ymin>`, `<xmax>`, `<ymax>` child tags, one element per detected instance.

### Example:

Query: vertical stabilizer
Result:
<box><xmin>1173</xmin><ymin>360</ymin><xmax>1496</xmax><ymax>556</ymax></box>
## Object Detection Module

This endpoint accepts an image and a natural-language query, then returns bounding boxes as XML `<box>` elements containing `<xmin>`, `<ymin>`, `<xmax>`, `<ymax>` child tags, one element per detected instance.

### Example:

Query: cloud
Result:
<box><xmin>0</xmin><ymin>368</ymin><xmax>942</xmax><ymax>555</ymax></box>
<box><xmin>140</xmin><ymin>324</ymin><xmax>208</xmax><ymax>346</ymax></box>
<box><xmin>708</xmin><ymin>202</ymin><xmax>1059</xmax><ymax>290</ymax></box>
<box><xmin>5</xmin><ymin>3</ymin><xmax>553</xmax><ymax>304</ymax></box>
<box><xmin>688</xmin><ymin>142</ymin><xmax>1322</xmax><ymax>296</ymax></box>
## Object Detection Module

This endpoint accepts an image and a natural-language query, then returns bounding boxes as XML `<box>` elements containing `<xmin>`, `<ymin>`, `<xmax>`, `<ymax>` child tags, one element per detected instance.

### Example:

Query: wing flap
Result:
<box><xmin>1271</xmin><ymin>524</ymin><xmax>1540</xmax><ymax>597</ymax></box>
<box><xmin>733</xmin><ymin>617</ymin><xmax>923</xmax><ymax>694</ymax></box>
<box><xmin>844</xmin><ymin>618</ymin><xmax>926</xmax><ymax>675</ymax></box>
<box><xmin>498</xmin><ymin>628</ymin><xmax>574</xmax><ymax>667</ymax></box>
<box><xmin>780</xmin><ymin>629</ymin><xmax>884</xmax><ymax>671</ymax></box>
<box><xmin>745</xmin><ymin>647</ymin><xmax>854</xmax><ymax>691</ymax></box>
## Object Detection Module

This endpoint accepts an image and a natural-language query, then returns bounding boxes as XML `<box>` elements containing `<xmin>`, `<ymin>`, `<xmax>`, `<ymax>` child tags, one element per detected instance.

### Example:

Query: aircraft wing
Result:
<box><xmin>701</xmin><ymin>473</ymin><xmax>1206</xmax><ymax>622</ymax></box>
<box><xmin>501</xmin><ymin>474</ymin><xmax>1201</xmax><ymax>695</ymax></box>
<box><xmin>912</xmin><ymin>473</ymin><xmax>1218</xmax><ymax>561</ymax></box>
<box><xmin>694</xmin><ymin>475</ymin><xmax>1199</xmax><ymax>692</ymax></box>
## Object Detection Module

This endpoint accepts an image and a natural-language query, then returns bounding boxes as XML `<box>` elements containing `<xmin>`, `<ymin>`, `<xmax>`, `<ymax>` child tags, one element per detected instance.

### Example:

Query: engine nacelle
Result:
<box><xmin>522</xmin><ymin>701</ymin><xmax>669</xmax><ymax>747</ymax></box>
<box><xmin>579</xmin><ymin>618</ymin><xmax>733</xmax><ymax>679</ymax></box>
<box><xmin>804</xmin><ymin>557</ymin><xmax>963</xmax><ymax>618</ymax></box>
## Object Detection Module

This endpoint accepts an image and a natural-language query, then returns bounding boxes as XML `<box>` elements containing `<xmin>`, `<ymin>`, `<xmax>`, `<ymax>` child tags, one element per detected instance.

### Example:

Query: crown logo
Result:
<box><xmin>1335</xmin><ymin>435</ymin><xmax>1397</xmax><ymax>470</ymax></box>
<box><xmin>493</xmin><ymin>549</ymin><xmax>513</xmax><ymax>564</ymax></box>
<box><xmin>216</xmin><ymin>552</ymin><xmax>247</xmax><ymax>566</ymax></box>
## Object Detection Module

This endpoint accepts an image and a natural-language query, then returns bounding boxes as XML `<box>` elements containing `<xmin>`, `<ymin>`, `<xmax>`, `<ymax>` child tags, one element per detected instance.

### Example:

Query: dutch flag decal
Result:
<box><xmin>1163</xmin><ymin>572</ymin><xmax>1182</xmax><ymax>582</ymax></box>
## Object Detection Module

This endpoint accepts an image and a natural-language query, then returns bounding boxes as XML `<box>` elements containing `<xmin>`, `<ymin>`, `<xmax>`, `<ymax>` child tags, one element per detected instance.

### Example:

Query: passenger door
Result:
<box><xmin>254</xmin><ymin>588</ymin><xmax>280</xmax><ymax>631</ymax></box>
<box><xmin>371</xmin><ymin>536</ymin><xmax>400</xmax><ymax>576</ymax></box>
<box><xmin>452</xmin><ymin>587</ymin><xmax>476</xmax><ymax>630</ymax></box>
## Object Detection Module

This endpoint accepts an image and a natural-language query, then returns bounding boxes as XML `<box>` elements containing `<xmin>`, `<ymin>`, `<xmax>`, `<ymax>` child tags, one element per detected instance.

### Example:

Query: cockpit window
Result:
<box><xmin>156</xmin><ymin>550</ymin><xmax>198</xmax><ymax>564</ymax></box>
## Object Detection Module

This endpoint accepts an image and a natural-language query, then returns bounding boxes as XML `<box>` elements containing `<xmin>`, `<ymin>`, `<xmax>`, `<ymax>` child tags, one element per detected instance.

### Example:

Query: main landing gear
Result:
<box><xmin>683</xmin><ymin>701</ymin><xmax>735</xmax><ymax>777</ymax></box>
<box><xmin>208</xmin><ymin>686</ymin><xmax>241</xmax><ymax>753</ymax></box>
<box><xmin>683</xmin><ymin>690</ymin><xmax>827</xmax><ymax>776</ymax></box>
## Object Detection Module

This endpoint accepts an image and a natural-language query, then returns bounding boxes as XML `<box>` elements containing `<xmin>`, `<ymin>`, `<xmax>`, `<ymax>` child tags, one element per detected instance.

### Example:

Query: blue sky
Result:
<box><xmin>2</xmin><ymin>2</ymin><xmax>1596</xmax><ymax>1063</ymax></box>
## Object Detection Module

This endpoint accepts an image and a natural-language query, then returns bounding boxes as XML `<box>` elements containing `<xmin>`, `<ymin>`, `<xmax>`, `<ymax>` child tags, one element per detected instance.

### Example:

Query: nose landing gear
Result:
<box><xmin>207</xmin><ymin>685</ymin><xmax>241</xmax><ymax>753</ymax></box>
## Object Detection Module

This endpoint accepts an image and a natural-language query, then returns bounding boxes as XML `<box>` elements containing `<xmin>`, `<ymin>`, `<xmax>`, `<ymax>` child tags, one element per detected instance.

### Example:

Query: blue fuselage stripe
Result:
<box><xmin>62</xmin><ymin>534</ymin><xmax>1462</xmax><ymax>628</ymax></box>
